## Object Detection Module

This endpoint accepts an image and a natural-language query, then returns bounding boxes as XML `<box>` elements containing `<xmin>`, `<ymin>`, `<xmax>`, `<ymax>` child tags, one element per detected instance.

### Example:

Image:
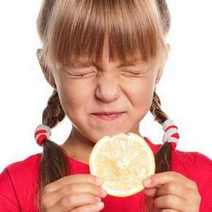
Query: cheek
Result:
<box><xmin>57</xmin><ymin>80</ymin><xmax>92</xmax><ymax>114</ymax></box>
<box><xmin>125</xmin><ymin>78</ymin><xmax>155</xmax><ymax>110</ymax></box>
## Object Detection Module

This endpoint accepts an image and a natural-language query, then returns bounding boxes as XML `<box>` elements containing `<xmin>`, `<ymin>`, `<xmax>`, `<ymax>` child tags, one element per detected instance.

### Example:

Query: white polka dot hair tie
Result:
<box><xmin>162</xmin><ymin>119</ymin><xmax>180</xmax><ymax>146</ymax></box>
<box><xmin>34</xmin><ymin>124</ymin><xmax>51</xmax><ymax>146</ymax></box>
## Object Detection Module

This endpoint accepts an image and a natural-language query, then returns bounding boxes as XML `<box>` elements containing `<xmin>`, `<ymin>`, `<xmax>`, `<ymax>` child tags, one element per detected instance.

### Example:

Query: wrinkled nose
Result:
<box><xmin>95</xmin><ymin>73</ymin><xmax>121</xmax><ymax>103</ymax></box>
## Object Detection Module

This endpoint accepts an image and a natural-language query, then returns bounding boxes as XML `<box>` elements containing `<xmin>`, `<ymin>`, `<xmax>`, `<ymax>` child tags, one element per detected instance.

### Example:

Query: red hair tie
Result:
<box><xmin>34</xmin><ymin>124</ymin><xmax>51</xmax><ymax>146</ymax></box>
<box><xmin>162</xmin><ymin>119</ymin><xmax>180</xmax><ymax>148</ymax></box>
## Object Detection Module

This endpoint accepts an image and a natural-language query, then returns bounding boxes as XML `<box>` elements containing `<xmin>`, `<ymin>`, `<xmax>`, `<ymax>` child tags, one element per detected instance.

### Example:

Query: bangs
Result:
<box><xmin>45</xmin><ymin>0</ymin><xmax>166</xmax><ymax>67</ymax></box>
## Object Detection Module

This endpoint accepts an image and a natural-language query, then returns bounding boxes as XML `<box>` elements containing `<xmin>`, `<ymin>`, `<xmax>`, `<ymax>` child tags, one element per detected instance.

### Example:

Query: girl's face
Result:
<box><xmin>49</xmin><ymin>41</ymin><xmax>164</xmax><ymax>143</ymax></box>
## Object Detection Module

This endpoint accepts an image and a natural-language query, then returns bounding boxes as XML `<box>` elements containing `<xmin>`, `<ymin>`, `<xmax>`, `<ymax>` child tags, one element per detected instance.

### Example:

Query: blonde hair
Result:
<box><xmin>36</xmin><ymin>0</ymin><xmax>171</xmax><ymax>211</ymax></box>
<box><xmin>39</xmin><ymin>0</ymin><xmax>168</xmax><ymax>69</ymax></box>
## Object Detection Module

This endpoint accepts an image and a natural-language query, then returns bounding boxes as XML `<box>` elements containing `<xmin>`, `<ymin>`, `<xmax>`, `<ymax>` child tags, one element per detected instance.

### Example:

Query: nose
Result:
<box><xmin>95</xmin><ymin>72</ymin><xmax>121</xmax><ymax>103</ymax></box>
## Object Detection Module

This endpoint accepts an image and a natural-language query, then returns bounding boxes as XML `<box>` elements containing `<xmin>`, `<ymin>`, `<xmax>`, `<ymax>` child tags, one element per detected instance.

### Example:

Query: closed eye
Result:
<box><xmin>64</xmin><ymin>70</ymin><xmax>97</xmax><ymax>79</ymax></box>
<box><xmin>121</xmin><ymin>70</ymin><xmax>146</xmax><ymax>77</ymax></box>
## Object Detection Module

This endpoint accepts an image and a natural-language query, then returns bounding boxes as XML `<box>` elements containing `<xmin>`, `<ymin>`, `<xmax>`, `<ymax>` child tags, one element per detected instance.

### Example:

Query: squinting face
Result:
<box><xmin>51</xmin><ymin>42</ymin><xmax>161</xmax><ymax>144</ymax></box>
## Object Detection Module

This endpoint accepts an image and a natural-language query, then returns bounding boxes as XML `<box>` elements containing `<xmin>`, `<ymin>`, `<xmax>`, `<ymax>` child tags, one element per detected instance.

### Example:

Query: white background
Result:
<box><xmin>0</xmin><ymin>1</ymin><xmax>212</xmax><ymax>172</ymax></box>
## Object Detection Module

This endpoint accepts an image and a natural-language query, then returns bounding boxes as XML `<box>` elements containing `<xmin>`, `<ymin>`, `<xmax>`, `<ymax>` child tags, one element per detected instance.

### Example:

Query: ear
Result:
<box><xmin>37</xmin><ymin>49</ymin><xmax>57</xmax><ymax>89</ymax></box>
<box><xmin>155</xmin><ymin>43</ymin><xmax>170</xmax><ymax>84</ymax></box>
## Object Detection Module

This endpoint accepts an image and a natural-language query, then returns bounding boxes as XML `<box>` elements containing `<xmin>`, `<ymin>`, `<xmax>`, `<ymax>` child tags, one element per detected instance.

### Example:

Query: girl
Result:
<box><xmin>0</xmin><ymin>0</ymin><xmax>211</xmax><ymax>211</ymax></box>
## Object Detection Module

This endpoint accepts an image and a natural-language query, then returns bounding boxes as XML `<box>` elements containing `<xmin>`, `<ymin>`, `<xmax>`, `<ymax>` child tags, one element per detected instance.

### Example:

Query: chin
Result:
<box><xmin>90</xmin><ymin>128</ymin><xmax>133</xmax><ymax>142</ymax></box>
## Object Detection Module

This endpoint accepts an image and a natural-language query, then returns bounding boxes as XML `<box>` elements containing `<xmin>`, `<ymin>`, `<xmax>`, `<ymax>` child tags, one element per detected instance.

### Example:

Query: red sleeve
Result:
<box><xmin>193</xmin><ymin>153</ymin><xmax>212</xmax><ymax>212</ymax></box>
<box><xmin>0</xmin><ymin>168</ymin><xmax>21</xmax><ymax>211</ymax></box>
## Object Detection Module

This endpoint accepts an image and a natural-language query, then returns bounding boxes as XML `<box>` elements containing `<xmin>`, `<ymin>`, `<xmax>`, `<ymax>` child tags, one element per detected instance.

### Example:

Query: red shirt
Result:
<box><xmin>0</xmin><ymin>137</ymin><xmax>212</xmax><ymax>212</ymax></box>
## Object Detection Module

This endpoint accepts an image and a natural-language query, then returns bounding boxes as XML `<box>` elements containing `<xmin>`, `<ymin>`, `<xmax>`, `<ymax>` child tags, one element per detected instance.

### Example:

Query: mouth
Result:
<box><xmin>91</xmin><ymin>112</ymin><xmax>126</xmax><ymax>121</ymax></box>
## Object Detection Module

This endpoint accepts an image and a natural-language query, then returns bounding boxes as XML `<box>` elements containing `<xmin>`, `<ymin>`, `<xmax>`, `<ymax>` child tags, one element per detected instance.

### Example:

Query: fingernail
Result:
<box><xmin>143</xmin><ymin>178</ymin><xmax>152</xmax><ymax>187</ymax></box>
<box><xmin>96</xmin><ymin>177</ymin><xmax>103</xmax><ymax>185</ymax></box>
<box><xmin>95</xmin><ymin>201</ymin><xmax>104</xmax><ymax>208</ymax></box>
<box><xmin>95</xmin><ymin>197</ymin><xmax>101</xmax><ymax>202</ymax></box>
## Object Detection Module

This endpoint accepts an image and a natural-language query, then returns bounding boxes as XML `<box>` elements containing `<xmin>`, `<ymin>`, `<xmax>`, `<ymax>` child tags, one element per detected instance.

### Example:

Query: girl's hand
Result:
<box><xmin>143</xmin><ymin>171</ymin><xmax>201</xmax><ymax>212</ymax></box>
<box><xmin>41</xmin><ymin>174</ymin><xmax>107</xmax><ymax>212</ymax></box>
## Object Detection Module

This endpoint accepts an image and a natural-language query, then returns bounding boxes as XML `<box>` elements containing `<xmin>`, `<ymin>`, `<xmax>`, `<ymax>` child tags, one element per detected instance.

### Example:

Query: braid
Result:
<box><xmin>36</xmin><ymin>1</ymin><xmax>70</xmax><ymax>211</ymax></box>
<box><xmin>150</xmin><ymin>91</ymin><xmax>172</xmax><ymax>173</ymax></box>
<box><xmin>150</xmin><ymin>91</ymin><xmax>167</xmax><ymax>124</ymax></box>
<box><xmin>38</xmin><ymin>90</ymin><xmax>69</xmax><ymax>212</ymax></box>
<box><xmin>145</xmin><ymin>91</ymin><xmax>172</xmax><ymax>211</ymax></box>
<box><xmin>42</xmin><ymin>89</ymin><xmax>65</xmax><ymax>127</ymax></box>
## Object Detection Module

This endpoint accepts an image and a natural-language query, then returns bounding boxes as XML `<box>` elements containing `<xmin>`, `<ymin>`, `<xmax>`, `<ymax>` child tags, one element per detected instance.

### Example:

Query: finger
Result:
<box><xmin>44</xmin><ymin>174</ymin><xmax>102</xmax><ymax>193</ymax></box>
<box><xmin>155</xmin><ymin>182</ymin><xmax>193</xmax><ymax>200</ymax></box>
<box><xmin>42</xmin><ymin>183</ymin><xmax>107</xmax><ymax>208</ymax></box>
<box><xmin>50</xmin><ymin>193</ymin><xmax>101</xmax><ymax>211</ymax></box>
<box><xmin>71</xmin><ymin>201</ymin><xmax>104</xmax><ymax>212</ymax></box>
<box><xmin>153</xmin><ymin>194</ymin><xmax>185</xmax><ymax>211</ymax></box>
<box><xmin>143</xmin><ymin>171</ymin><xmax>195</xmax><ymax>190</ymax></box>
<box><xmin>143</xmin><ymin>188</ymin><xmax>157</xmax><ymax>197</ymax></box>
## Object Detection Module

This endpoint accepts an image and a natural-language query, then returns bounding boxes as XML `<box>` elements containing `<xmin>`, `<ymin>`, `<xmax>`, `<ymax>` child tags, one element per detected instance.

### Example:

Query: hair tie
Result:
<box><xmin>162</xmin><ymin>119</ymin><xmax>180</xmax><ymax>147</ymax></box>
<box><xmin>34</xmin><ymin>124</ymin><xmax>51</xmax><ymax>146</ymax></box>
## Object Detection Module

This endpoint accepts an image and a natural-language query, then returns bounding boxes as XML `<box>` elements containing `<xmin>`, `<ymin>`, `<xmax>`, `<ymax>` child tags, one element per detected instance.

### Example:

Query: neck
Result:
<box><xmin>61</xmin><ymin>127</ymin><xmax>94</xmax><ymax>164</ymax></box>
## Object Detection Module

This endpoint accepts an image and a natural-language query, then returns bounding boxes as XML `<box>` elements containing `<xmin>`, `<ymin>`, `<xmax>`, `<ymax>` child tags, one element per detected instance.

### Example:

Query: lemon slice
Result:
<box><xmin>89</xmin><ymin>133</ymin><xmax>155</xmax><ymax>197</ymax></box>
